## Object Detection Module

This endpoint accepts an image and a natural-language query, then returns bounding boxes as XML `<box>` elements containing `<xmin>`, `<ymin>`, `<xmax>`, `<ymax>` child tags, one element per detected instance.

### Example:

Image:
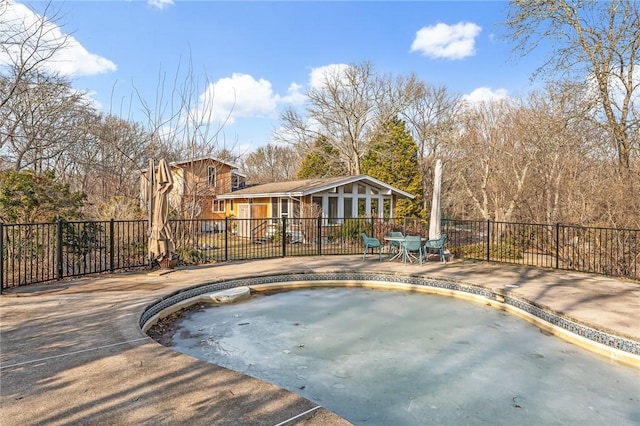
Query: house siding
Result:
<box><xmin>141</xmin><ymin>157</ymin><xmax>243</xmax><ymax>220</ymax></box>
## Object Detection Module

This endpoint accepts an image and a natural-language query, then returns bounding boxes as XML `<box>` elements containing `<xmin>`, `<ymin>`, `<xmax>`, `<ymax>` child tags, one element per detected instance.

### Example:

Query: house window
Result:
<box><xmin>343</xmin><ymin>198</ymin><xmax>353</xmax><ymax>218</ymax></box>
<box><xmin>358</xmin><ymin>199</ymin><xmax>366</xmax><ymax>216</ymax></box>
<box><xmin>292</xmin><ymin>199</ymin><xmax>300</xmax><ymax>224</ymax></box>
<box><xmin>208</xmin><ymin>166</ymin><xmax>216</xmax><ymax>187</ymax></box>
<box><xmin>383</xmin><ymin>199</ymin><xmax>391</xmax><ymax>219</ymax></box>
<box><xmin>328</xmin><ymin>197</ymin><xmax>338</xmax><ymax>224</ymax></box>
<box><xmin>358</xmin><ymin>184</ymin><xmax>366</xmax><ymax>194</ymax></box>
<box><xmin>281</xmin><ymin>199</ymin><xmax>289</xmax><ymax>217</ymax></box>
<box><xmin>271</xmin><ymin>197</ymin><xmax>278</xmax><ymax>224</ymax></box>
<box><xmin>370</xmin><ymin>199</ymin><xmax>379</xmax><ymax>217</ymax></box>
<box><xmin>213</xmin><ymin>199</ymin><xmax>225</xmax><ymax>212</ymax></box>
<box><xmin>312</xmin><ymin>197</ymin><xmax>323</xmax><ymax>208</ymax></box>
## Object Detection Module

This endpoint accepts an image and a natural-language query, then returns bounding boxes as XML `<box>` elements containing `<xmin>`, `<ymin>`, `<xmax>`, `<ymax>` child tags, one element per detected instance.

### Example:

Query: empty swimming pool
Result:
<box><xmin>165</xmin><ymin>287</ymin><xmax>639</xmax><ymax>425</ymax></box>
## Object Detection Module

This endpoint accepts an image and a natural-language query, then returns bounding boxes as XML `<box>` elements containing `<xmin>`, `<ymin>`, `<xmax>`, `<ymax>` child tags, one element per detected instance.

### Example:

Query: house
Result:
<box><xmin>140</xmin><ymin>157</ymin><xmax>246</xmax><ymax>221</ymax></box>
<box><xmin>216</xmin><ymin>175</ymin><xmax>415</xmax><ymax>238</ymax></box>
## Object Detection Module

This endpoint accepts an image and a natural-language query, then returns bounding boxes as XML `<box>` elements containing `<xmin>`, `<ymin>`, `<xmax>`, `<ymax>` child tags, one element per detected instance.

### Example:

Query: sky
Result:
<box><xmin>5</xmin><ymin>0</ymin><xmax>549</xmax><ymax>156</ymax></box>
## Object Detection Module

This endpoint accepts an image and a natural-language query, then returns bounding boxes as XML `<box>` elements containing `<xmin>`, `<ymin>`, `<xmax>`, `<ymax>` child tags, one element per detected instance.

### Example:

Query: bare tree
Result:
<box><xmin>0</xmin><ymin>72</ymin><xmax>95</xmax><ymax>172</ymax></box>
<box><xmin>451</xmin><ymin>99</ymin><xmax>536</xmax><ymax>222</ymax></box>
<box><xmin>276</xmin><ymin>62</ymin><xmax>419</xmax><ymax>175</ymax></box>
<box><xmin>0</xmin><ymin>1</ymin><xmax>69</xmax><ymax>115</ymax></box>
<box><xmin>505</xmin><ymin>0</ymin><xmax>640</xmax><ymax>174</ymax></box>
<box><xmin>242</xmin><ymin>143</ymin><xmax>300</xmax><ymax>184</ymax></box>
<box><xmin>401</xmin><ymin>83</ymin><xmax>462</xmax><ymax>212</ymax></box>
<box><xmin>134</xmin><ymin>57</ymin><xmax>236</xmax><ymax>219</ymax></box>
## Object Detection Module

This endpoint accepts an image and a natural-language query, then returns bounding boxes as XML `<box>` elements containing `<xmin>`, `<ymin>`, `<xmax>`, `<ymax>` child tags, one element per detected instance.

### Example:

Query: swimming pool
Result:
<box><xmin>141</xmin><ymin>274</ymin><xmax>640</xmax><ymax>425</ymax></box>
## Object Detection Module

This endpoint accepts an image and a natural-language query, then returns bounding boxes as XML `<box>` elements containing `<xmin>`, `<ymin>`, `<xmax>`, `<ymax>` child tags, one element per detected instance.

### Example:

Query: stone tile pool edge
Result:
<box><xmin>140</xmin><ymin>270</ymin><xmax>640</xmax><ymax>370</ymax></box>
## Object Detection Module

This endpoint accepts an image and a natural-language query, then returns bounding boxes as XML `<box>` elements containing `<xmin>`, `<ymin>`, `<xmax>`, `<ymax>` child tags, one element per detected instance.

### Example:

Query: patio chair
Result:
<box><xmin>424</xmin><ymin>234</ymin><xmax>447</xmax><ymax>263</ymax></box>
<box><xmin>387</xmin><ymin>231</ymin><xmax>405</xmax><ymax>258</ymax></box>
<box><xmin>402</xmin><ymin>235</ymin><xmax>423</xmax><ymax>265</ymax></box>
<box><xmin>361</xmin><ymin>232</ymin><xmax>382</xmax><ymax>262</ymax></box>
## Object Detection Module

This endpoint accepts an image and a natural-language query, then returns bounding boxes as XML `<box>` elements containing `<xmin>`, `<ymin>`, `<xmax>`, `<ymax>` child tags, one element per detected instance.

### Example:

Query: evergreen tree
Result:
<box><xmin>362</xmin><ymin>117</ymin><xmax>424</xmax><ymax>218</ymax></box>
<box><xmin>0</xmin><ymin>170</ymin><xmax>86</xmax><ymax>222</ymax></box>
<box><xmin>297</xmin><ymin>136</ymin><xmax>348</xmax><ymax>179</ymax></box>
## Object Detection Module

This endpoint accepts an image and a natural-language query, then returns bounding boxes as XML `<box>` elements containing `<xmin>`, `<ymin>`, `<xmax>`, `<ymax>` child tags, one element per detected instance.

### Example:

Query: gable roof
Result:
<box><xmin>171</xmin><ymin>156</ymin><xmax>241</xmax><ymax>170</ymax></box>
<box><xmin>141</xmin><ymin>156</ymin><xmax>244</xmax><ymax>174</ymax></box>
<box><xmin>217</xmin><ymin>175</ymin><xmax>415</xmax><ymax>199</ymax></box>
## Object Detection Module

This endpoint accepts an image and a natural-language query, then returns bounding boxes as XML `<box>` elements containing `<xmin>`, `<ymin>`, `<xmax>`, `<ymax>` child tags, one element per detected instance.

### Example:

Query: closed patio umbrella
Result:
<box><xmin>149</xmin><ymin>159</ymin><xmax>175</xmax><ymax>267</ymax></box>
<box><xmin>428</xmin><ymin>159</ymin><xmax>443</xmax><ymax>241</ymax></box>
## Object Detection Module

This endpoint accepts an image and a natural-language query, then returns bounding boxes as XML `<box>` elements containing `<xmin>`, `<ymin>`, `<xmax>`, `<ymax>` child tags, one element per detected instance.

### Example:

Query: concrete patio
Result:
<box><xmin>1</xmin><ymin>256</ymin><xmax>638</xmax><ymax>425</ymax></box>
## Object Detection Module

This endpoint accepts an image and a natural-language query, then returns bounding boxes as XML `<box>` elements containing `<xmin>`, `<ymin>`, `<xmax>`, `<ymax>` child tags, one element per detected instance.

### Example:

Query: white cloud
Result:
<box><xmin>0</xmin><ymin>1</ymin><xmax>116</xmax><ymax>76</ymax></box>
<box><xmin>197</xmin><ymin>73</ymin><xmax>279</xmax><ymax>124</ymax></box>
<box><xmin>147</xmin><ymin>0</ymin><xmax>174</xmax><ymax>11</ymax></box>
<box><xmin>49</xmin><ymin>39</ymin><xmax>117</xmax><ymax>76</ymax></box>
<box><xmin>462</xmin><ymin>87</ymin><xmax>509</xmax><ymax>104</ymax></box>
<box><xmin>309</xmin><ymin>64</ymin><xmax>349</xmax><ymax>90</ymax></box>
<box><xmin>279</xmin><ymin>82</ymin><xmax>306</xmax><ymax>105</ymax></box>
<box><xmin>411</xmin><ymin>22</ymin><xmax>482</xmax><ymax>60</ymax></box>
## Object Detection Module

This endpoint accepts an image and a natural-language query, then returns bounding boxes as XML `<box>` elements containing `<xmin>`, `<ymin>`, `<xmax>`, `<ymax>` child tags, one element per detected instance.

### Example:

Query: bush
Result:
<box><xmin>341</xmin><ymin>218</ymin><xmax>370</xmax><ymax>241</ymax></box>
<box><xmin>176</xmin><ymin>246</ymin><xmax>206</xmax><ymax>265</ymax></box>
<box><xmin>456</xmin><ymin>243</ymin><xmax>522</xmax><ymax>260</ymax></box>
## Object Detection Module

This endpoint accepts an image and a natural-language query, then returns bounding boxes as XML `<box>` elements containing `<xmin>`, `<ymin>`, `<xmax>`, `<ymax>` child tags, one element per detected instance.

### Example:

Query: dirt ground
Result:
<box><xmin>146</xmin><ymin>303</ymin><xmax>207</xmax><ymax>346</ymax></box>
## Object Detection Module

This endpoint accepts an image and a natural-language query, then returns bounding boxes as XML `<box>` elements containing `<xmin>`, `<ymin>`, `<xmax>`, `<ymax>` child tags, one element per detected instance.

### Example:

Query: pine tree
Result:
<box><xmin>362</xmin><ymin>117</ymin><xmax>424</xmax><ymax>218</ymax></box>
<box><xmin>297</xmin><ymin>136</ymin><xmax>348</xmax><ymax>179</ymax></box>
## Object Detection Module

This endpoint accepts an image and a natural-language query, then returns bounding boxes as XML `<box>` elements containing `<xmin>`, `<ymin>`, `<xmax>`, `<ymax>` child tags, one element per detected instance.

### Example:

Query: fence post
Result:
<box><xmin>109</xmin><ymin>219</ymin><xmax>115</xmax><ymax>272</ymax></box>
<box><xmin>486</xmin><ymin>219</ymin><xmax>491</xmax><ymax>262</ymax></box>
<box><xmin>224</xmin><ymin>217</ymin><xmax>229</xmax><ymax>261</ymax></box>
<box><xmin>0</xmin><ymin>223</ymin><xmax>4</xmax><ymax>294</ymax></box>
<box><xmin>282</xmin><ymin>217</ymin><xmax>287</xmax><ymax>257</ymax></box>
<box><xmin>317</xmin><ymin>216</ymin><xmax>322</xmax><ymax>256</ymax></box>
<box><xmin>556</xmin><ymin>223</ymin><xmax>560</xmax><ymax>269</ymax></box>
<box><xmin>56</xmin><ymin>218</ymin><xmax>63</xmax><ymax>280</ymax></box>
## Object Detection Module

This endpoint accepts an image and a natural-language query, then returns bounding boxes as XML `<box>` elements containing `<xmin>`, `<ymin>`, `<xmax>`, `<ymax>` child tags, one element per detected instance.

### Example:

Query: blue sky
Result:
<box><xmin>6</xmin><ymin>1</ymin><xmax>548</xmax><ymax>155</ymax></box>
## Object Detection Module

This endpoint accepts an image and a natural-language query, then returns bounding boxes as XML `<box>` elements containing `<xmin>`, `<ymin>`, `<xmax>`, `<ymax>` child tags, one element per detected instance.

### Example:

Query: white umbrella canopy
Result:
<box><xmin>149</xmin><ymin>159</ymin><xmax>175</xmax><ymax>265</ymax></box>
<box><xmin>428</xmin><ymin>159</ymin><xmax>443</xmax><ymax>241</ymax></box>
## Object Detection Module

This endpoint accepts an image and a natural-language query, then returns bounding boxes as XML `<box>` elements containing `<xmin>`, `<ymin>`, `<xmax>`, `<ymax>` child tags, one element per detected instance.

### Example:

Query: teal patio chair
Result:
<box><xmin>402</xmin><ymin>235</ymin><xmax>423</xmax><ymax>264</ymax></box>
<box><xmin>361</xmin><ymin>232</ymin><xmax>382</xmax><ymax>262</ymax></box>
<box><xmin>424</xmin><ymin>234</ymin><xmax>447</xmax><ymax>263</ymax></box>
<box><xmin>387</xmin><ymin>231</ymin><xmax>404</xmax><ymax>258</ymax></box>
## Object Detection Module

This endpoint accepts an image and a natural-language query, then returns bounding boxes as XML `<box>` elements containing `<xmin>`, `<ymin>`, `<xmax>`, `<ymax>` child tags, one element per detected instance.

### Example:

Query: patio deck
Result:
<box><xmin>1</xmin><ymin>256</ymin><xmax>638</xmax><ymax>425</ymax></box>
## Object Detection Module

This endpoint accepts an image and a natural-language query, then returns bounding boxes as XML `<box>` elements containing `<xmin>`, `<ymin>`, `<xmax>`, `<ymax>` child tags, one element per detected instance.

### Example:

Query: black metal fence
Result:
<box><xmin>1</xmin><ymin>217</ymin><xmax>638</xmax><ymax>292</ymax></box>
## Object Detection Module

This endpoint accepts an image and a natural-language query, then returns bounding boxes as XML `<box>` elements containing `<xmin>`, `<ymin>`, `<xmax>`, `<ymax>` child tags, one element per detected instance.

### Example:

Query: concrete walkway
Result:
<box><xmin>1</xmin><ymin>257</ymin><xmax>638</xmax><ymax>425</ymax></box>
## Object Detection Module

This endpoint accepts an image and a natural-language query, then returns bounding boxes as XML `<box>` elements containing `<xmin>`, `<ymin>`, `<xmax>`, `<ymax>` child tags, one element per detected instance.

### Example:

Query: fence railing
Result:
<box><xmin>1</xmin><ymin>217</ymin><xmax>638</xmax><ymax>292</ymax></box>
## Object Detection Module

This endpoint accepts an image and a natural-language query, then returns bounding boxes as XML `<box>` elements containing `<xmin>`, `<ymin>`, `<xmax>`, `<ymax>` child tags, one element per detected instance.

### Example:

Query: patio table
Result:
<box><xmin>383</xmin><ymin>236</ymin><xmax>426</xmax><ymax>262</ymax></box>
<box><xmin>383</xmin><ymin>236</ymin><xmax>405</xmax><ymax>261</ymax></box>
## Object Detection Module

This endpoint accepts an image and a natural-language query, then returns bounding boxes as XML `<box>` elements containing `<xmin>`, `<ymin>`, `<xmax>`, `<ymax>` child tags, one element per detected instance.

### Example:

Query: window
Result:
<box><xmin>271</xmin><ymin>198</ymin><xmax>279</xmax><ymax>224</ymax></box>
<box><xmin>383</xmin><ymin>199</ymin><xmax>391</xmax><ymax>219</ymax></box>
<box><xmin>358</xmin><ymin>199</ymin><xmax>366</xmax><ymax>216</ymax></box>
<box><xmin>292</xmin><ymin>199</ymin><xmax>300</xmax><ymax>224</ymax></box>
<box><xmin>207</xmin><ymin>166</ymin><xmax>216</xmax><ymax>187</ymax></box>
<box><xmin>231</xmin><ymin>172</ymin><xmax>245</xmax><ymax>190</ymax></box>
<box><xmin>213</xmin><ymin>199</ymin><xmax>225</xmax><ymax>212</ymax></box>
<box><xmin>343</xmin><ymin>198</ymin><xmax>353</xmax><ymax>218</ymax></box>
<box><xmin>358</xmin><ymin>184</ymin><xmax>366</xmax><ymax>194</ymax></box>
<box><xmin>312</xmin><ymin>196</ymin><xmax>323</xmax><ymax>208</ymax></box>
<box><xmin>370</xmin><ymin>199</ymin><xmax>379</xmax><ymax>217</ymax></box>
<box><xmin>281</xmin><ymin>199</ymin><xmax>289</xmax><ymax>217</ymax></box>
<box><xmin>328</xmin><ymin>197</ymin><xmax>338</xmax><ymax>224</ymax></box>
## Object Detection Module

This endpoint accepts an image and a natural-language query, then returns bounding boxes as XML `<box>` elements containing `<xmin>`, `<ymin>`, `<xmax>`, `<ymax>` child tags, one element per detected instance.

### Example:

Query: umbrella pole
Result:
<box><xmin>148</xmin><ymin>158</ymin><xmax>155</xmax><ymax>268</ymax></box>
